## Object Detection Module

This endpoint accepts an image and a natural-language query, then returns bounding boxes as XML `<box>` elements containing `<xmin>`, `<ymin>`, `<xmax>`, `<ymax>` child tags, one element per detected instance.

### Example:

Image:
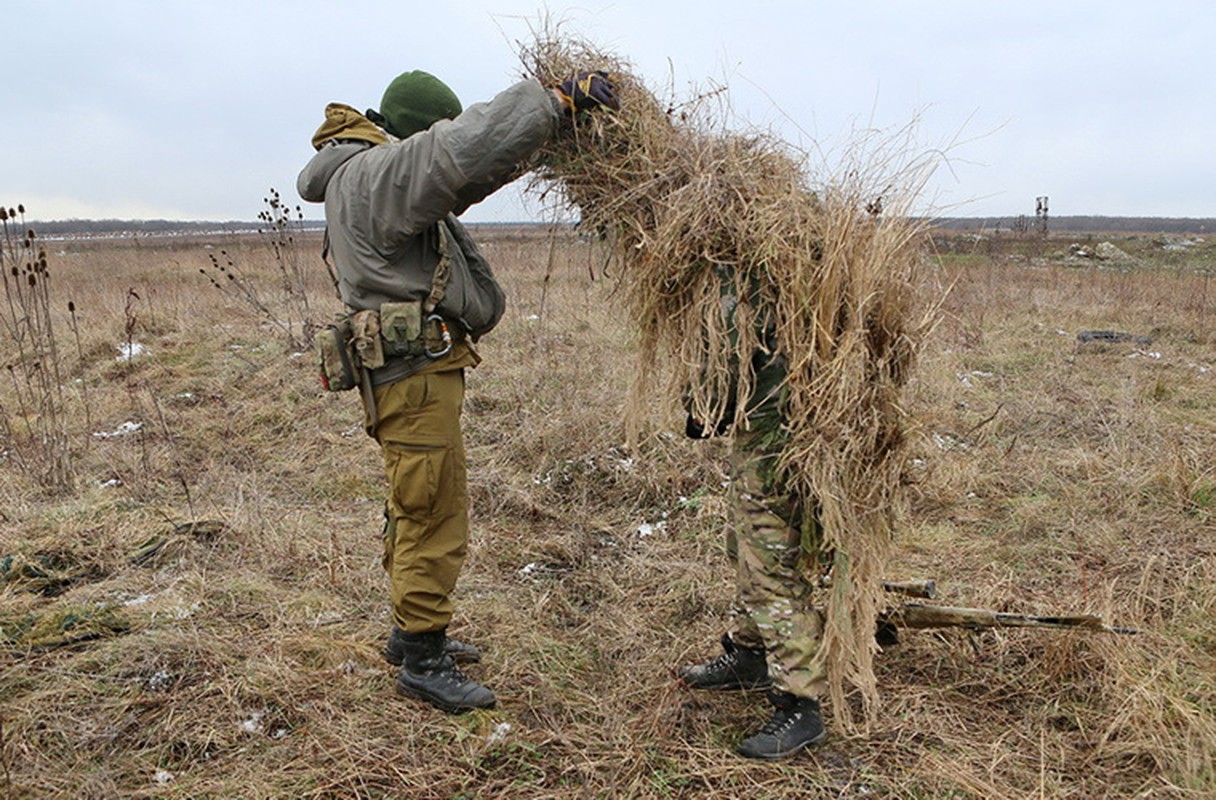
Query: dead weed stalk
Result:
<box><xmin>0</xmin><ymin>205</ymin><xmax>74</xmax><ymax>491</ymax></box>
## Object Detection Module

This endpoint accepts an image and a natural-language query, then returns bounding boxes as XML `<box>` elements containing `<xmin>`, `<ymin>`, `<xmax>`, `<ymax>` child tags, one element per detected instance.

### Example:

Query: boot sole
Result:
<box><xmin>394</xmin><ymin>680</ymin><xmax>496</xmax><ymax>714</ymax></box>
<box><xmin>678</xmin><ymin>675</ymin><xmax>773</xmax><ymax>691</ymax></box>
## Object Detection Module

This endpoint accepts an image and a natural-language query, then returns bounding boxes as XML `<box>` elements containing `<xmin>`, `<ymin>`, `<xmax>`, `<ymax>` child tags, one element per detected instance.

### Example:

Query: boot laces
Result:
<box><xmin>759</xmin><ymin>707</ymin><xmax>802</xmax><ymax>737</ymax></box>
<box><xmin>705</xmin><ymin>649</ymin><xmax>741</xmax><ymax>674</ymax></box>
<box><xmin>436</xmin><ymin>658</ymin><xmax>471</xmax><ymax>685</ymax></box>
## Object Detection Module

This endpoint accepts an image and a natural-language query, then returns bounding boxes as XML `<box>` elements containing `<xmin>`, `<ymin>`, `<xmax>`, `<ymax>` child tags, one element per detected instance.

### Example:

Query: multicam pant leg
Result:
<box><xmin>728</xmin><ymin>444</ymin><xmax>827</xmax><ymax>699</ymax></box>
<box><xmin>374</xmin><ymin>369</ymin><xmax>469</xmax><ymax>634</ymax></box>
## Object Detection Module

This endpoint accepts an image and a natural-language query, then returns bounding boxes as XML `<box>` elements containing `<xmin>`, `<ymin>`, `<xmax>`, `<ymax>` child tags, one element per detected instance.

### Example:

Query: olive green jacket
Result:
<box><xmin>297</xmin><ymin>79</ymin><xmax>561</xmax><ymax>337</ymax></box>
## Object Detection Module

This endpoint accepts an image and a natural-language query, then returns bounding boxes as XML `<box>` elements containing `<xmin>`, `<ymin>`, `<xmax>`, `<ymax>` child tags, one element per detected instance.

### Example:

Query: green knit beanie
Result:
<box><xmin>378</xmin><ymin>70</ymin><xmax>462</xmax><ymax>139</ymax></box>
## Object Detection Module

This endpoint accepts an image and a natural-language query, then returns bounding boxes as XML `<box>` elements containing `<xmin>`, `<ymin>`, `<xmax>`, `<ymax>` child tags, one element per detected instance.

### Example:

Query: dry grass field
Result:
<box><xmin>1</xmin><ymin>223</ymin><xmax>1213</xmax><ymax>798</ymax></box>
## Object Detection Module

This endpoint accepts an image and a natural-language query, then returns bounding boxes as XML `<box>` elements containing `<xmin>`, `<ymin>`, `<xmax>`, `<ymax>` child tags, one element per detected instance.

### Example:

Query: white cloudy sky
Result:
<box><xmin>3</xmin><ymin>1</ymin><xmax>1211</xmax><ymax>223</ymax></box>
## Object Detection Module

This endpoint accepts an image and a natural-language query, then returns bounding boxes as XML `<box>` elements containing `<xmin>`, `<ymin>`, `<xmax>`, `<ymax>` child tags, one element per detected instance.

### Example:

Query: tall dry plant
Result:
<box><xmin>257</xmin><ymin>187</ymin><xmax>318</xmax><ymax>347</ymax></box>
<box><xmin>199</xmin><ymin>189</ymin><xmax>317</xmax><ymax>351</ymax></box>
<box><xmin>521</xmin><ymin>30</ymin><xmax>937</xmax><ymax>728</ymax></box>
<box><xmin>0</xmin><ymin>205</ymin><xmax>74</xmax><ymax>491</ymax></box>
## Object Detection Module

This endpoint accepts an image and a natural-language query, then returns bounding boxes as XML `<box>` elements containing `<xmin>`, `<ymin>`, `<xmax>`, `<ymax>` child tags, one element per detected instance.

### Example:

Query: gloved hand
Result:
<box><xmin>555</xmin><ymin>70</ymin><xmax>619</xmax><ymax>113</ymax></box>
<box><xmin>685</xmin><ymin>413</ymin><xmax>732</xmax><ymax>439</ymax></box>
<box><xmin>686</xmin><ymin>414</ymin><xmax>709</xmax><ymax>439</ymax></box>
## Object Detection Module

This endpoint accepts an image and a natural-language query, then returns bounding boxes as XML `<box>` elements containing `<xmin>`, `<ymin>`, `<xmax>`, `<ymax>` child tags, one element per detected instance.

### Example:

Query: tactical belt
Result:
<box><xmin>369</xmin><ymin>352</ymin><xmax>437</xmax><ymax>387</ymax></box>
<box><xmin>367</xmin><ymin>315</ymin><xmax>465</xmax><ymax>388</ymax></box>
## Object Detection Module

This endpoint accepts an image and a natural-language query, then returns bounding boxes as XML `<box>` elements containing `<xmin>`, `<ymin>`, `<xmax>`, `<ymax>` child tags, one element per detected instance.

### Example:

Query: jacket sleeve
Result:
<box><xmin>357</xmin><ymin>79</ymin><xmax>560</xmax><ymax>249</ymax></box>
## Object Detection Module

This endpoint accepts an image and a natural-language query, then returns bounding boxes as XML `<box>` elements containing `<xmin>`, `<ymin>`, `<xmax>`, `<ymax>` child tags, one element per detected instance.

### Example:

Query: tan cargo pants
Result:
<box><xmin>727</xmin><ymin>437</ymin><xmax>828</xmax><ymax>699</ymax></box>
<box><xmin>373</xmin><ymin>367</ymin><xmax>470</xmax><ymax>634</ymax></box>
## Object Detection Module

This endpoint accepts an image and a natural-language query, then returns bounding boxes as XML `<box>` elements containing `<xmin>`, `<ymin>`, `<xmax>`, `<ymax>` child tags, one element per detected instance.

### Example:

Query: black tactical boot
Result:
<box><xmin>385</xmin><ymin>625</ymin><xmax>481</xmax><ymax>666</ymax></box>
<box><xmin>737</xmin><ymin>690</ymin><xmax>827</xmax><ymax>759</ymax></box>
<box><xmin>395</xmin><ymin>629</ymin><xmax>495</xmax><ymax>714</ymax></box>
<box><xmin>678</xmin><ymin>634</ymin><xmax>772</xmax><ymax>690</ymax></box>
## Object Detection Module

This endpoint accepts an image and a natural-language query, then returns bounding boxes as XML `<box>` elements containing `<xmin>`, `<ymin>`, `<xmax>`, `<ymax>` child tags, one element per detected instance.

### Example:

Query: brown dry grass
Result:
<box><xmin>0</xmin><ymin>227</ymin><xmax>1214</xmax><ymax>798</ymax></box>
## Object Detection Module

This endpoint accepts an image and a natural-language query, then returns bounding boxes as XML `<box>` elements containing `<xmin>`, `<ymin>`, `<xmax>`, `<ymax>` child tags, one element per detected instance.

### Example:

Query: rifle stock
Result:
<box><xmin>882</xmin><ymin>601</ymin><xmax>1139</xmax><ymax>635</ymax></box>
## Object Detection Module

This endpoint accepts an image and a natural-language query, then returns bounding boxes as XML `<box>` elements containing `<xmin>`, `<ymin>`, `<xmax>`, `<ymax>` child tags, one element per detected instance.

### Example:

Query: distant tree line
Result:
<box><xmin>930</xmin><ymin>216</ymin><xmax>1214</xmax><ymax>235</ymax></box>
<box><xmin>20</xmin><ymin>219</ymin><xmax>327</xmax><ymax>236</ymax></box>
<box><xmin>16</xmin><ymin>216</ymin><xmax>1215</xmax><ymax>237</ymax></box>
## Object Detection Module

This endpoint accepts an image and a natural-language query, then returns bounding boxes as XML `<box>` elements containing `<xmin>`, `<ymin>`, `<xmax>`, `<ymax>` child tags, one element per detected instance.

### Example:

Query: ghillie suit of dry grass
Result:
<box><xmin>521</xmin><ymin>30</ymin><xmax>936</xmax><ymax>728</ymax></box>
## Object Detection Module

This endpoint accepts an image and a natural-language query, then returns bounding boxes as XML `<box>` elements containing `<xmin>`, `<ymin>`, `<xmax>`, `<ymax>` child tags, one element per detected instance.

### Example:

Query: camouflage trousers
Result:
<box><xmin>374</xmin><ymin>368</ymin><xmax>470</xmax><ymax>634</ymax></box>
<box><xmin>726</xmin><ymin>440</ymin><xmax>827</xmax><ymax>699</ymax></box>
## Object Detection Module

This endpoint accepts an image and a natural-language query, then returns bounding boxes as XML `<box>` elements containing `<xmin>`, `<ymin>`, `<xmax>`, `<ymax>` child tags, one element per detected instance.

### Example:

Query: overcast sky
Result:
<box><xmin>4</xmin><ymin>1</ymin><xmax>1212</xmax><ymax>223</ymax></box>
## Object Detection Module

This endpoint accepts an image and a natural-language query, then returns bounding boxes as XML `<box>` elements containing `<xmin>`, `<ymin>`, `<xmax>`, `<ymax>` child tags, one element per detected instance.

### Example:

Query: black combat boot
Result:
<box><xmin>678</xmin><ymin>634</ymin><xmax>772</xmax><ymax>690</ymax></box>
<box><xmin>395</xmin><ymin>629</ymin><xmax>495</xmax><ymax>714</ymax></box>
<box><xmin>737</xmin><ymin>690</ymin><xmax>826</xmax><ymax>759</ymax></box>
<box><xmin>385</xmin><ymin>625</ymin><xmax>481</xmax><ymax>666</ymax></box>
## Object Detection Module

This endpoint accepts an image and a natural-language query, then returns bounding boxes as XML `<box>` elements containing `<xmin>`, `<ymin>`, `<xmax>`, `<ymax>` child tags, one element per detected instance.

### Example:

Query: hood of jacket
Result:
<box><xmin>297</xmin><ymin>103</ymin><xmax>388</xmax><ymax>203</ymax></box>
<box><xmin>311</xmin><ymin>102</ymin><xmax>389</xmax><ymax>150</ymax></box>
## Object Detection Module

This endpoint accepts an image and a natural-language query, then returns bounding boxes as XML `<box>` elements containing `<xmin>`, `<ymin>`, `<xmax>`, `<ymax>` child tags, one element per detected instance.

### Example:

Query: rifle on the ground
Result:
<box><xmin>819</xmin><ymin>576</ymin><xmax>1139</xmax><ymax>636</ymax></box>
<box><xmin>880</xmin><ymin>601</ymin><xmax>1139</xmax><ymax>635</ymax></box>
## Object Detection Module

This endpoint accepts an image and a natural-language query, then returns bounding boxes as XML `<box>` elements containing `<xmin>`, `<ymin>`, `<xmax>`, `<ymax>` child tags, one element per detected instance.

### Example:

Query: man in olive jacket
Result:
<box><xmin>298</xmin><ymin>69</ymin><xmax>616</xmax><ymax>713</ymax></box>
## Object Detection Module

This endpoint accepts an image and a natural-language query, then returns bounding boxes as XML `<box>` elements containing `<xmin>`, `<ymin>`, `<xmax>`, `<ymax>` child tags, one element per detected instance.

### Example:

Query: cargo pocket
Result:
<box><xmin>384</xmin><ymin>439</ymin><xmax>447</xmax><ymax>524</ymax></box>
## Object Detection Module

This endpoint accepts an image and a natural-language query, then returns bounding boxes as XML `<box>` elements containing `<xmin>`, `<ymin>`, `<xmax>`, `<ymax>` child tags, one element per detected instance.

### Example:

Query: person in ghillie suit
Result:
<box><xmin>297</xmin><ymin>68</ymin><xmax>617</xmax><ymax>714</ymax></box>
<box><xmin>679</xmin><ymin>289</ymin><xmax>830</xmax><ymax>759</ymax></box>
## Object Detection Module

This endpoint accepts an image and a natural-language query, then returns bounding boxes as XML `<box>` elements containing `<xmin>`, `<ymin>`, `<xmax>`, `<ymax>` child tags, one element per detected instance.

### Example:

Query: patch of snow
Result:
<box><xmin>487</xmin><ymin>722</ymin><xmax>512</xmax><ymax>744</ymax></box>
<box><xmin>957</xmin><ymin>370</ymin><xmax>993</xmax><ymax>388</ymax></box>
<box><xmin>116</xmin><ymin>342</ymin><xmax>147</xmax><ymax>361</ymax></box>
<box><xmin>167</xmin><ymin>602</ymin><xmax>202</xmax><ymax>620</ymax></box>
<box><xmin>146</xmin><ymin>670</ymin><xmax>173</xmax><ymax>691</ymax></box>
<box><xmin>239</xmin><ymin>711</ymin><xmax>266</xmax><ymax>734</ymax></box>
<box><xmin>637</xmin><ymin>521</ymin><xmax>667</xmax><ymax>537</ymax></box>
<box><xmin>933</xmin><ymin>433</ymin><xmax>968</xmax><ymax>451</ymax></box>
<box><xmin>93</xmin><ymin>421</ymin><xmax>143</xmax><ymax>439</ymax></box>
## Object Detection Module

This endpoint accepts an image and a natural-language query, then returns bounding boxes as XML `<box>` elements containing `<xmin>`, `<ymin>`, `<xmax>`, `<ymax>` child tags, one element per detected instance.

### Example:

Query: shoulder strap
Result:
<box><xmin>321</xmin><ymin>226</ymin><xmax>340</xmax><ymax>297</ymax></box>
<box><xmin>424</xmin><ymin>219</ymin><xmax>453</xmax><ymax>314</ymax></box>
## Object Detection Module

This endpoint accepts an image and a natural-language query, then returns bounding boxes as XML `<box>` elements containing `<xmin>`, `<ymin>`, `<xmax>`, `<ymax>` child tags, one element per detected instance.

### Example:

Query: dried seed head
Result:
<box><xmin>17</xmin><ymin>204</ymin><xmax>24</xmax><ymax>214</ymax></box>
<box><xmin>68</xmin><ymin>301</ymin><xmax>75</xmax><ymax>313</ymax></box>
<box><xmin>0</xmin><ymin>208</ymin><xmax>7</xmax><ymax>221</ymax></box>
